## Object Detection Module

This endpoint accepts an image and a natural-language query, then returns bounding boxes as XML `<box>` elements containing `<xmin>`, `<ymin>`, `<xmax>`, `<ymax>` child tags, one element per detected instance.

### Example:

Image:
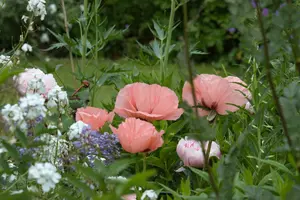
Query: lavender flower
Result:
<box><xmin>262</xmin><ymin>8</ymin><xmax>269</xmax><ymax>16</ymax></box>
<box><xmin>228</xmin><ymin>28</ymin><xmax>236</xmax><ymax>34</ymax></box>
<box><xmin>251</xmin><ymin>0</ymin><xmax>257</xmax><ymax>8</ymax></box>
<box><xmin>73</xmin><ymin>129</ymin><xmax>120</xmax><ymax>165</ymax></box>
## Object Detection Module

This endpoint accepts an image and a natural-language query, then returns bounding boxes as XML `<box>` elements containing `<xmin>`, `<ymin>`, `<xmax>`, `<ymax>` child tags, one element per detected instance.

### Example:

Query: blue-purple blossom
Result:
<box><xmin>228</xmin><ymin>28</ymin><xmax>236</xmax><ymax>34</ymax></box>
<box><xmin>73</xmin><ymin>130</ymin><xmax>121</xmax><ymax>165</ymax></box>
<box><xmin>251</xmin><ymin>0</ymin><xmax>257</xmax><ymax>8</ymax></box>
<box><xmin>262</xmin><ymin>8</ymin><xmax>269</xmax><ymax>16</ymax></box>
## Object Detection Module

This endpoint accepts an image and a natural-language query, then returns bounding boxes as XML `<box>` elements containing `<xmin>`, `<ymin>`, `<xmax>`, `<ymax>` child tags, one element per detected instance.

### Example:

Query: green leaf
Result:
<box><xmin>116</xmin><ymin>170</ymin><xmax>156</xmax><ymax>195</ymax></box>
<box><xmin>180</xmin><ymin>177</ymin><xmax>191</xmax><ymax>196</ymax></box>
<box><xmin>153</xmin><ymin>20</ymin><xmax>165</xmax><ymax>41</ymax></box>
<box><xmin>108</xmin><ymin>158</ymin><xmax>137</xmax><ymax>176</ymax></box>
<box><xmin>189</xmin><ymin>167</ymin><xmax>209</xmax><ymax>183</ymax></box>
<box><xmin>0</xmin><ymin>67</ymin><xmax>24</xmax><ymax>84</ymax></box>
<box><xmin>15</xmin><ymin>129</ymin><xmax>28</xmax><ymax>147</ymax></box>
<box><xmin>1</xmin><ymin>140</ymin><xmax>19</xmax><ymax>160</ymax></box>
<box><xmin>247</xmin><ymin>156</ymin><xmax>294</xmax><ymax>176</ymax></box>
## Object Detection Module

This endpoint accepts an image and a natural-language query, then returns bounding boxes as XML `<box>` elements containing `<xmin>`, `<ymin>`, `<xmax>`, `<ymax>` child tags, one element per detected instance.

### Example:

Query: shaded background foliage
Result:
<box><xmin>0</xmin><ymin>0</ymin><xmax>239</xmax><ymax>63</ymax></box>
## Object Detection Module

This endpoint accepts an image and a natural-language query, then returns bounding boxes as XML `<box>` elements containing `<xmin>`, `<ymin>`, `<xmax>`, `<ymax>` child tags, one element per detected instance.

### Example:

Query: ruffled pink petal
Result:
<box><xmin>216</xmin><ymin>84</ymin><xmax>247</xmax><ymax>115</ymax></box>
<box><xmin>115</xmin><ymin>83</ymin><xmax>183</xmax><ymax>121</ymax></box>
<box><xmin>225</xmin><ymin>76</ymin><xmax>251</xmax><ymax>99</ymax></box>
<box><xmin>110</xmin><ymin>118</ymin><xmax>164</xmax><ymax>153</ymax></box>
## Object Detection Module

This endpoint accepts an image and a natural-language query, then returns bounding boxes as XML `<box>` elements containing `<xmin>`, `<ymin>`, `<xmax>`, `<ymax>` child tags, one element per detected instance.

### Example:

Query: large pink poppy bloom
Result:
<box><xmin>76</xmin><ymin>106</ymin><xmax>114</xmax><ymax>131</ymax></box>
<box><xmin>182</xmin><ymin>74</ymin><xmax>248</xmax><ymax>116</ymax></box>
<box><xmin>114</xmin><ymin>83</ymin><xmax>183</xmax><ymax>121</ymax></box>
<box><xmin>110</xmin><ymin>118</ymin><xmax>164</xmax><ymax>153</ymax></box>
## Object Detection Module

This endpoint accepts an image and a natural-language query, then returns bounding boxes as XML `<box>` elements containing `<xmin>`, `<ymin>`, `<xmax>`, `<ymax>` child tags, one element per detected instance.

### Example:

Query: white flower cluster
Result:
<box><xmin>47</xmin><ymin>86</ymin><xmax>69</xmax><ymax>114</ymax></box>
<box><xmin>27</xmin><ymin>0</ymin><xmax>47</xmax><ymax>21</ymax></box>
<box><xmin>21</xmin><ymin>43</ymin><xmax>32</xmax><ymax>52</ymax></box>
<box><xmin>67</xmin><ymin>121</ymin><xmax>88</xmax><ymax>140</ymax></box>
<box><xmin>141</xmin><ymin>190</ymin><xmax>158</xmax><ymax>200</ymax></box>
<box><xmin>1</xmin><ymin>93</ymin><xmax>47</xmax><ymax>131</ymax></box>
<box><xmin>48</xmin><ymin>4</ymin><xmax>57</xmax><ymax>14</ymax></box>
<box><xmin>28</xmin><ymin>162</ymin><xmax>61</xmax><ymax>192</ymax></box>
<box><xmin>1</xmin><ymin>104</ymin><xmax>27</xmax><ymax>131</ymax></box>
<box><xmin>1</xmin><ymin>163</ymin><xmax>18</xmax><ymax>185</ymax></box>
<box><xmin>27</xmin><ymin>76</ymin><xmax>46</xmax><ymax>95</ymax></box>
<box><xmin>0</xmin><ymin>55</ymin><xmax>12</xmax><ymax>66</ymax></box>
<box><xmin>40</xmin><ymin>134</ymin><xmax>69</xmax><ymax>167</ymax></box>
<box><xmin>19</xmin><ymin>93</ymin><xmax>47</xmax><ymax>120</ymax></box>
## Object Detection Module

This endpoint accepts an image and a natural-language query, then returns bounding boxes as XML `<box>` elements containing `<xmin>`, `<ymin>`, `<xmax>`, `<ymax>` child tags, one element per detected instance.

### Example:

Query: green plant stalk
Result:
<box><xmin>285</xmin><ymin>0</ymin><xmax>300</xmax><ymax>75</ymax></box>
<box><xmin>95</xmin><ymin>0</ymin><xmax>99</xmax><ymax>64</ymax></box>
<box><xmin>82</xmin><ymin>0</ymin><xmax>89</xmax><ymax>67</ymax></box>
<box><xmin>254</xmin><ymin>0</ymin><xmax>300</xmax><ymax>172</ymax></box>
<box><xmin>182</xmin><ymin>1</ymin><xmax>219</xmax><ymax>198</ymax></box>
<box><xmin>1</xmin><ymin>171</ymin><xmax>28</xmax><ymax>194</ymax></box>
<box><xmin>161</xmin><ymin>0</ymin><xmax>176</xmax><ymax>83</ymax></box>
<box><xmin>60</xmin><ymin>0</ymin><xmax>75</xmax><ymax>80</ymax></box>
<box><xmin>143</xmin><ymin>153</ymin><xmax>147</xmax><ymax>172</ymax></box>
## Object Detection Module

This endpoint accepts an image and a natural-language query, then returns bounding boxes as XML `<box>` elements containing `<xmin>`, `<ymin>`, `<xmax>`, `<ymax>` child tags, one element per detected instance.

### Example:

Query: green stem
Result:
<box><xmin>95</xmin><ymin>0</ymin><xmax>99</xmax><ymax>64</ymax></box>
<box><xmin>255</xmin><ymin>0</ymin><xmax>300</xmax><ymax>172</ymax></box>
<box><xmin>60</xmin><ymin>0</ymin><xmax>75</xmax><ymax>82</ymax></box>
<box><xmin>82</xmin><ymin>0</ymin><xmax>89</xmax><ymax>67</ymax></box>
<box><xmin>161</xmin><ymin>0</ymin><xmax>176</xmax><ymax>83</ymax></box>
<box><xmin>1</xmin><ymin>171</ymin><xmax>28</xmax><ymax>194</ymax></box>
<box><xmin>143</xmin><ymin>153</ymin><xmax>147</xmax><ymax>172</ymax></box>
<box><xmin>182</xmin><ymin>1</ymin><xmax>219</xmax><ymax>198</ymax></box>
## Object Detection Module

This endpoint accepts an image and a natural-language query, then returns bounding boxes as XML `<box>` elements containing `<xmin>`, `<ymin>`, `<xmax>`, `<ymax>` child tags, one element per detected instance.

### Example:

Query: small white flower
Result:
<box><xmin>107</xmin><ymin>176</ymin><xmax>128</xmax><ymax>183</ymax></box>
<box><xmin>19</xmin><ymin>93</ymin><xmax>47</xmax><ymax>120</ymax></box>
<box><xmin>80</xmin><ymin>4</ymin><xmax>84</xmax><ymax>12</ymax></box>
<box><xmin>45</xmin><ymin>57</ymin><xmax>50</xmax><ymax>62</ymax></box>
<box><xmin>141</xmin><ymin>190</ymin><xmax>158</xmax><ymax>200</ymax></box>
<box><xmin>22</xmin><ymin>15</ymin><xmax>29</xmax><ymax>23</ymax></box>
<box><xmin>0</xmin><ymin>0</ymin><xmax>6</xmax><ymax>8</ymax></box>
<box><xmin>27</xmin><ymin>0</ymin><xmax>47</xmax><ymax>20</ymax></box>
<box><xmin>67</xmin><ymin>121</ymin><xmax>88</xmax><ymax>140</ymax></box>
<box><xmin>48</xmin><ymin>4</ymin><xmax>57</xmax><ymax>14</ymax></box>
<box><xmin>40</xmin><ymin>33</ymin><xmax>50</xmax><ymax>43</ymax></box>
<box><xmin>1</xmin><ymin>104</ymin><xmax>27</xmax><ymax>131</ymax></box>
<box><xmin>10</xmin><ymin>190</ymin><xmax>23</xmax><ymax>195</ymax></box>
<box><xmin>47</xmin><ymin>86</ymin><xmax>69</xmax><ymax>114</ymax></box>
<box><xmin>245</xmin><ymin>101</ymin><xmax>254</xmax><ymax>114</ymax></box>
<box><xmin>40</xmin><ymin>134</ymin><xmax>69</xmax><ymax>167</ymax></box>
<box><xmin>0</xmin><ymin>55</ymin><xmax>13</xmax><ymax>66</ymax></box>
<box><xmin>21</xmin><ymin>43</ymin><xmax>33</xmax><ymax>52</ymax></box>
<box><xmin>27</xmin><ymin>76</ymin><xmax>46</xmax><ymax>95</ymax></box>
<box><xmin>27</xmin><ymin>185</ymin><xmax>38</xmax><ymax>192</ymax></box>
<box><xmin>28</xmin><ymin>162</ymin><xmax>61</xmax><ymax>193</ymax></box>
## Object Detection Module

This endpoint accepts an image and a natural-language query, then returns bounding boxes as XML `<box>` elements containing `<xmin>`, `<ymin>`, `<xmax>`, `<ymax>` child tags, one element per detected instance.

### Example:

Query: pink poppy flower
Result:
<box><xmin>114</xmin><ymin>82</ymin><xmax>183</xmax><ymax>121</ymax></box>
<box><xmin>122</xmin><ymin>194</ymin><xmax>136</xmax><ymax>200</ymax></box>
<box><xmin>110</xmin><ymin>118</ymin><xmax>164</xmax><ymax>153</ymax></box>
<box><xmin>14</xmin><ymin>68</ymin><xmax>57</xmax><ymax>96</ymax></box>
<box><xmin>76</xmin><ymin>106</ymin><xmax>115</xmax><ymax>131</ymax></box>
<box><xmin>224</xmin><ymin>76</ymin><xmax>251</xmax><ymax>99</ymax></box>
<box><xmin>176</xmin><ymin>138</ymin><xmax>221</xmax><ymax>168</ymax></box>
<box><xmin>182</xmin><ymin>74</ymin><xmax>248</xmax><ymax>116</ymax></box>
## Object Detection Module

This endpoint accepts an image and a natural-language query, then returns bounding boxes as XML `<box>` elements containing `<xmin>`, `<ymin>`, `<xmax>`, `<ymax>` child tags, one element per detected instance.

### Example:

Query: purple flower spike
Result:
<box><xmin>262</xmin><ymin>8</ymin><xmax>269</xmax><ymax>16</ymax></box>
<box><xmin>251</xmin><ymin>0</ymin><xmax>257</xmax><ymax>8</ymax></box>
<box><xmin>228</xmin><ymin>28</ymin><xmax>236</xmax><ymax>34</ymax></box>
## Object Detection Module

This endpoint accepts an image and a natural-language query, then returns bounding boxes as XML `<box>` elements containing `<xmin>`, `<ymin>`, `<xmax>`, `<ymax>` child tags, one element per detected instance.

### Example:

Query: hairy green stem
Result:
<box><xmin>182</xmin><ymin>2</ymin><xmax>219</xmax><ymax>198</ymax></box>
<box><xmin>284</xmin><ymin>0</ymin><xmax>300</xmax><ymax>75</ymax></box>
<box><xmin>95</xmin><ymin>0</ymin><xmax>99</xmax><ymax>64</ymax></box>
<box><xmin>161</xmin><ymin>0</ymin><xmax>176</xmax><ymax>83</ymax></box>
<box><xmin>254</xmin><ymin>0</ymin><xmax>299</xmax><ymax>171</ymax></box>
<box><xmin>60</xmin><ymin>0</ymin><xmax>75</xmax><ymax>80</ymax></box>
<box><xmin>82</xmin><ymin>0</ymin><xmax>89</xmax><ymax>67</ymax></box>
